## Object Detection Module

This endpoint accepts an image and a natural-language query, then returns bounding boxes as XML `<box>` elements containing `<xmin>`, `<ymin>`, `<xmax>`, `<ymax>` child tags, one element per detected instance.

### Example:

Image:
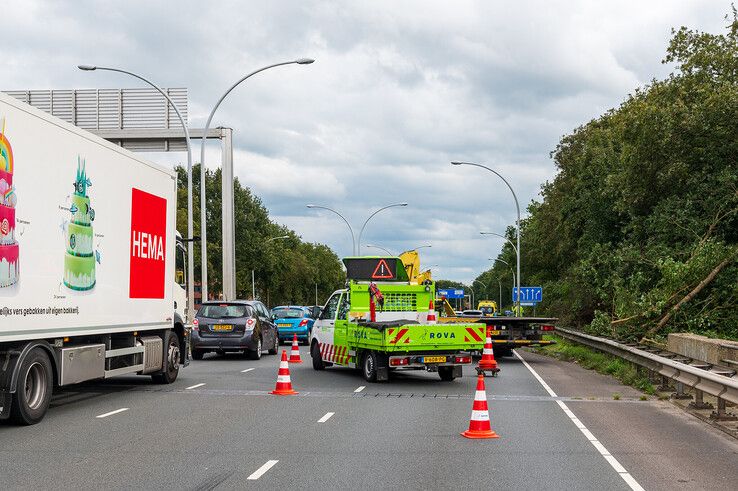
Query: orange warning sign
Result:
<box><xmin>371</xmin><ymin>259</ymin><xmax>394</xmax><ymax>279</ymax></box>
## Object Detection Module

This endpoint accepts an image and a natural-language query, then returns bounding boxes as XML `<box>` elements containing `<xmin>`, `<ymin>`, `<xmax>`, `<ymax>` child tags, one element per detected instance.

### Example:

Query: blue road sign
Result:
<box><xmin>438</xmin><ymin>288</ymin><xmax>464</xmax><ymax>299</ymax></box>
<box><xmin>513</xmin><ymin>287</ymin><xmax>542</xmax><ymax>305</ymax></box>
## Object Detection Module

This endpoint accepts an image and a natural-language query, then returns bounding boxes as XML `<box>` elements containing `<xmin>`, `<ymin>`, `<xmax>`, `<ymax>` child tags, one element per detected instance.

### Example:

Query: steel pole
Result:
<box><xmin>453</xmin><ymin>162</ymin><xmax>521</xmax><ymax>315</ymax></box>
<box><xmin>198</xmin><ymin>59</ymin><xmax>314</xmax><ymax>302</ymax></box>
<box><xmin>357</xmin><ymin>203</ymin><xmax>408</xmax><ymax>255</ymax></box>
<box><xmin>80</xmin><ymin>65</ymin><xmax>195</xmax><ymax>322</ymax></box>
<box><xmin>252</xmin><ymin>269</ymin><xmax>255</xmax><ymax>300</ymax></box>
<box><xmin>306</xmin><ymin>205</ymin><xmax>356</xmax><ymax>255</ymax></box>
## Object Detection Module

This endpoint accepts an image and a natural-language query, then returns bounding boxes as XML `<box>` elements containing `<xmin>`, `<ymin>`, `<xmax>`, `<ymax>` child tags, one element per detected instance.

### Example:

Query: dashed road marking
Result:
<box><xmin>247</xmin><ymin>460</ymin><xmax>278</xmax><ymax>480</ymax></box>
<box><xmin>318</xmin><ymin>412</ymin><xmax>335</xmax><ymax>423</ymax></box>
<box><xmin>354</xmin><ymin>386</ymin><xmax>365</xmax><ymax>393</ymax></box>
<box><xmin>96</xmin><ymin>408</ymin><xmax>129</xmax><ymax>419</ymax></box>
<box><xmin>241</xmin><ymin>368</ymin><xmax>255</xmax><ymax>373</ymax></box>
<box><xmin>514</xmin><ymin>350</ymin><xmax>645</xmax><ymax>491</ymax></box>
<box><xmin>186</xmin><ymin>383</ymin><xmax>206</xmax><ymax>390</ymax></box>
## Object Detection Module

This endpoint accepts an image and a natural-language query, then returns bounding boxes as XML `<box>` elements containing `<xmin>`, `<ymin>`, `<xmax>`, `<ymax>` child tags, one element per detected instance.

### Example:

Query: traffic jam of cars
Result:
<box><xmin>191</xmin><ymin>302</ymin><xmax>320</xmax><ymax>360</ymax></box>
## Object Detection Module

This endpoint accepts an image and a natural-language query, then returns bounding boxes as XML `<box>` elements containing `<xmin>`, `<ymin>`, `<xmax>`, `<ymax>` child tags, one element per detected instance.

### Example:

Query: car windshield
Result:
<box><xmin>198</xmin><ymin>304</ymin><xmax>252</xmax><ymax>319</ymax></box>
<box><xmin>480</xmin><ymin>307</ymin><xmax>494</xmax><ymax>315</ymax></box>
<box><xmin>272</xmin><ymin>308</ymin><xmax>304</xmax><ymax>319</ymax></box>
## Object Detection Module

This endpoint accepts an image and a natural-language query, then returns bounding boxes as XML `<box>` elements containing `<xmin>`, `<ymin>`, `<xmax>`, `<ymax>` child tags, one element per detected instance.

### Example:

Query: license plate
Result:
<box><xmin>212</xmin><ymin>324</ymin><xmax>233</xmax><ymax>332</ymax></box>
<box><xmin>488</xmin><ymin>330</ymin><xmax>500</xmax><ymax>336</ymax></box>
<box><xmin>278</xmin><ymin>323</ymin><xmax>291</xmax><ymax>327</ymax></box>
<box><xmin>423</xmin><ymin>356</ymin><xmax>447</xmax><ymax>363</ymax></box>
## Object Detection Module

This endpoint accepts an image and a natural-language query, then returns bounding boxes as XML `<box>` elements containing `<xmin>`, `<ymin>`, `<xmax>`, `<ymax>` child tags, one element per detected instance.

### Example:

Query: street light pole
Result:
<box><xmin>306</xmin><ymin>204</ymin><xmax>356</xmax><ymax>255</ymax></box>
<box><xmin>399</xmin><ymin>244</ymin><xmax>432</xmax><ymax>255</ymax></box>
<box><xmin>199</xmin><ymin>58</ymin><xmax>314</xmax><ymax>302</ymax></box>
<box><xmin>493</xmin><ymin>258</ymin><xmax>516</xmax><ymax>312</ymax></box>
<box><xmin>78</xmin><ymin>64</ymin><xmax>196</xmax><ymax>321</ymax></box>
<box><xmin>365</xmin><ymin>244</ymin><xmax>395</xmax><ymax>256</ymax></box>
<box><xmin>357</xmin><ymin>203</ymin><xmax>408</xmax><ymax>255</ymax></box>
<box><xmin>452</xmin><ymin>161</ymin><xmax>521</xmax><ymax>314</ymax></box>
<box><xmin>480</xmin><ymin>231</ymin><xmax>518</xmax><ymax>256</ymax></box>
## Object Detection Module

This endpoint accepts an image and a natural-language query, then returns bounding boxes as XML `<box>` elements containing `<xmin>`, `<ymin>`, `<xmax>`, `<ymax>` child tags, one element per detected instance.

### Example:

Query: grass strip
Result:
<box><xmin>528</xmin><ymin>334</ymin><xmax>656</xmax><ymax>395</ymax></box>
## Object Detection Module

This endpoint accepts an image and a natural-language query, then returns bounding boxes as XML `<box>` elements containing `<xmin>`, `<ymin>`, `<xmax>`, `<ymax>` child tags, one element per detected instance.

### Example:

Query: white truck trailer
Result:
<box><xmin>0</xmin><ymin>92</ymin><xmax>189</xmax><ymax>425</ymax></box>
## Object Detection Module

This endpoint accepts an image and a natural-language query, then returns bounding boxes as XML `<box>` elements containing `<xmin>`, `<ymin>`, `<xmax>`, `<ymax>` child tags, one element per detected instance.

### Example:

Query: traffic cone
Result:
<box><xmin>461</xmin><ymin>374</ymin><xmax>499</xmax><ymax>439</ymax></box>
<box><xmin>270</xmin><ymin>350</ymin><xmax>298</xmax><ymax>395</ymax></box>
<box><xmin>426</xmin><ymin>300</ymin><xmax>437</xmax><ymax>325</ymax></box>
<box><xmin>288</xmin><ymin>333</ymin><xmax>303</xmax><ymax>363</ymax></box>
<box><xmin>477</xmin><ymin>326</ymin><xmax>499</xmax><ymax>374</ymax></box>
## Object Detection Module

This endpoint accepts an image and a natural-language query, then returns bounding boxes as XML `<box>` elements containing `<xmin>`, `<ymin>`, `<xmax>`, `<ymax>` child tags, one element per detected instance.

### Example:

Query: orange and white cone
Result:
<box><xmin>461</xmin><ymin>374</ymin><xmax>499</xmax><ymax>439</ymax></box>
<box><xmin>477</xmin><ymin>326</ymin><xmax>499</xmax><ymax>375</ymax></box>
<box><xmin>426</xmin><ymin>300</ymin><xmax>437</xmax><ymax>325</ymax></box>
<box><xmin>270</xmin><ymin>350</ymin><xmax>298</xmax><ymax>395</ymax></box>
<box><xmin>288</xmin><ymin>333</ymin><xmax>303</xmax><ymax>363</ymax></box>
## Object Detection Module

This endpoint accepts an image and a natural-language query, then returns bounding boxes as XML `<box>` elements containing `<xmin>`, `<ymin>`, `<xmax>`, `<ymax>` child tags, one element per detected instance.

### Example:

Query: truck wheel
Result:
<box><xmin>192</xmin><ymin>350</ymin><xmax>205</xmax><ymax>360</ymax></box>
<box><xmin>268</xmin><ymin>334</ymin><xmax>279</xmax><ymax>355</ymax></box>
<box><xmin>152</xmin><ymin>331</ymin><xmax>181</xmax><ymax>384</ymax></box>
<box><xmin>247</xmin><ymin>337</ymin><xmax>262</xmax><ymax>360</ymax></box>
<box><xmin>438</xmin><ymin>366</ymin><xmax>456</xmax><ymax>381</ymax></box>
<box><xmin>10</xmin><ymin>347</ymin><xmax>53</xmax><ymax>425</ymax></box>
<box><xmin>311</xmin><ymin>342</ymin><xmax>325</xmax><ymax>370</ymax></box>
<box><xmin>362</xmin><ymin>351</ymin><xmax>378</xmax><ymax>383</ymax></box>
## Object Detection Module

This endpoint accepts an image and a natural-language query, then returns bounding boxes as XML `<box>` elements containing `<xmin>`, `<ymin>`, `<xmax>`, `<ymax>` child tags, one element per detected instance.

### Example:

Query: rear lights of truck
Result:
<box><xmin>541</xmin><ymin>325</ymin><xmax>555</xmax><ymax>331</ymax></box>
<box><xmin>455</xmin><ymin>355</ymin><xmax>472</xmax><ymax>364</ymax></box>
<box><xmin>389</xmin><ymin>357</ymin><xmax>409</xmax><ymax>366</ymax></box>
<box><xmin>299</xmin><ymin>319</ymin><xmax>309</xmax><ymax>327</ymax></box>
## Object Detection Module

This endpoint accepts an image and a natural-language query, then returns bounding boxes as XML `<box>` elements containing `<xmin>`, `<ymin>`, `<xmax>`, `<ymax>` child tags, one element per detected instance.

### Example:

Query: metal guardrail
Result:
<box><xmin>556</xmin><ymin>328</ymin><xmax>738</xmax><ymax>408</ymax></box>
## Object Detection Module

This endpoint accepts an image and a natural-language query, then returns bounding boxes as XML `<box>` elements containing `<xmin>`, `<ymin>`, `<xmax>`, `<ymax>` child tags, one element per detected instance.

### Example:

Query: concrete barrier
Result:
<box><xmin>668</xmin><ymin>333</ymin><xmax>738</xmax><ymax>366</ymax></box>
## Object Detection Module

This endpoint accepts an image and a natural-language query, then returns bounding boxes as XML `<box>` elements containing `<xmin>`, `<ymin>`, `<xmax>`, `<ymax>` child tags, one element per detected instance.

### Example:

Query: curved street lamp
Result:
<box><xmin>79</xmin><ymin>64</ymin><xmax>196</xmax><ymax>321</ymax></box>
<box><xmin>452</xmin><ymin>161</ymin><xmax>521</xmax><ymax>313</ymax></box>
<box><xmin>307</xmin><ymin>204</ymin><xmax>356</xmax><ymax>255</ymax></box>
<box><xmin>365</xmin><ymin>244</ymin><xmax>395</xmax><ymax>256</ymax></box>
<box><xmin>491</xmin><ymin>258</ymin><xmax>517</xmax><ymax>314</ymax></box>
<box><xmin>357</xmin><ymin>203</ymin><xmax>408</xmax><ymax>254</ymax></box>
<box><xmin>480</xmin><ymin>231</ymin><xmax>518</xmax><ymax>255</ymax></box>
<box><xmin>198</xmin><ymin>58</ymin><xmax>314</xmax><ymax>301</ymax></box>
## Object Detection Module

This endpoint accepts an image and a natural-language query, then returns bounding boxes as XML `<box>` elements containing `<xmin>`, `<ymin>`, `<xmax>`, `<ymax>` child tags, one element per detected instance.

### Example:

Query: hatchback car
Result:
<box><xmin>271</xmin><ymin>306</ymin><xmax>315</xmax><ymax>345</ymax></box>
<box><xmin>191</xmin><ymin>300</ymin><xmax>279</xmax><ymax>360</ymax></box>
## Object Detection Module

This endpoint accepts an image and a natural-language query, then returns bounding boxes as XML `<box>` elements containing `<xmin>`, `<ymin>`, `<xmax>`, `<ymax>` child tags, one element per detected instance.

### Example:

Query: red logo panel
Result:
<box><xmin>129</xmin><ymin>188</ymin><xmax>167</xmax><ymax>298</ymax></box>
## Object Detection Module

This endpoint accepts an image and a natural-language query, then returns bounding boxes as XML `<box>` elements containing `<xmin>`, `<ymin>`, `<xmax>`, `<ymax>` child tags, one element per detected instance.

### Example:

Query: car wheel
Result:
<box><xmin>311</xmin><ymin>342</ymin><xmax>325</xmax><ymax>371</ymax></box>
<box><xmin>152</xmin><ymin>331</ymin><xmax>181</xmax><ymax>384</ymax></box>
<box><xmin>268</xmin><ymin>334</ymin><xmax>279</xmax><ymax>355</ymax></box>
<box><xmin>192</xmin><ymin>349</ymin><xmax>205</xmax><ymax>360</ymax></box>
<box><xmin>10</xmin><ymin>347</ymin><xmax>53</xmax><ymax>425</ymax></box>
<box><xmin>362</xmin><ymin>351</ymin><xmax>378</xmax><ymax>383</ymax></box>
<box><xmin>247</xmin><ymin>337</ymin><xmax>262</xmax><ymax>360</ymax></box>
<box><xmin>438</xmin><ymin>366</ymin><xmax>456</xmax><ymax>381</ymax></box>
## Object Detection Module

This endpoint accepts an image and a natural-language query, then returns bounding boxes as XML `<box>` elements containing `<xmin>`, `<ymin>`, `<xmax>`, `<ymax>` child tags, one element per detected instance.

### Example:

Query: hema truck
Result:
<box><xmin>311</xmin><ymin>257</ymin><xmax>487</xmax><ymax>382</ymax></box>
<box><xmin>0</xmin><ymin>92</ymin><xmax>189</xmax><ymax>425</ymax></box>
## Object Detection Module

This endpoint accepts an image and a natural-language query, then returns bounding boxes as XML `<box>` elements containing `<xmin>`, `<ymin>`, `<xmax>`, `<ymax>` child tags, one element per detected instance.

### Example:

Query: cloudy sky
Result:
<box><xmin>3</xmin><ymin>0</ymin><xmax>729</xmax><ymax>283</ymax></box>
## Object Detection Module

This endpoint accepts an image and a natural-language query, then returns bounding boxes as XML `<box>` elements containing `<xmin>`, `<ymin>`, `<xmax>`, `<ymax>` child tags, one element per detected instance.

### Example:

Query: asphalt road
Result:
<box><xmin>1</xmin><ymin>345</ymin><xmax>737</xmax><ymax>490</ymax></box>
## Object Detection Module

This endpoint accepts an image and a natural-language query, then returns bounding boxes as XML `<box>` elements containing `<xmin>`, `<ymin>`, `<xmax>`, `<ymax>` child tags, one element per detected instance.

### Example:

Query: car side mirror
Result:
<box><xmin>312</xmin><ymin>306</ymin><xmax>322</xmax><ymax>319</ymax></box>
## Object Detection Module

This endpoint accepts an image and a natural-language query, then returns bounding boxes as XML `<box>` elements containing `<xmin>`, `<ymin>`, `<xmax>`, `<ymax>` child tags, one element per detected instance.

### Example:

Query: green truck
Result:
<box><xmin>310</xmin><ymin>257</ymin><xmax>486</xmax><ymax>382</ymax></box>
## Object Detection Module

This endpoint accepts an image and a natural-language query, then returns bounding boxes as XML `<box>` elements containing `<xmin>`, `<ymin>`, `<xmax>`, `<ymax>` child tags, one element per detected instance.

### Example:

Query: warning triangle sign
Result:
<box><xmin>371</xmin><ymin>259</ymin><xmax>395</xmax><ymax>279</ymax></box>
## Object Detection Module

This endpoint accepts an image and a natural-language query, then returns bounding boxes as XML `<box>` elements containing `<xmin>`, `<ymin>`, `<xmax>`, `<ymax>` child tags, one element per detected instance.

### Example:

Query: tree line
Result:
<box><xmin>475</xmin><ymin>13</ymin><xmax>738</xmax><ymax>341</ymax></box>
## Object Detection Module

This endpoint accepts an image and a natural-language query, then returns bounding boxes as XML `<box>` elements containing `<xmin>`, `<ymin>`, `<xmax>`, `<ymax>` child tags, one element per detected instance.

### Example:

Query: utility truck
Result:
<box><xmin>0</xmin><ymin>92</ymin><xmax>189</xmax><ymax>425</ymax></box>
<box><xmin>311</xmin><ymin>257</ymin><xmax>486</xmax><ymax>382</ymax></box>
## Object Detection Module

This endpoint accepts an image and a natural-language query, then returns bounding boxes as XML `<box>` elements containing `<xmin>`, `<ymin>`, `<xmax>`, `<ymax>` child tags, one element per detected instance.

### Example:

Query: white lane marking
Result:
<box><xmin>186</xmin><ymin>383</ymin><xmax>206</xmax><ymax>390</ymax></box>
<box><xmin>514</xmin><ymin>350</ymin><xmax>645</xmax><ymax>491</ymax></box>
<box><xmin>318</xmin><ymin>412</ymin><xmax>335</xmax><ymax>423</ymax></box>
<box><xmin>96</xmin><ymin>408</ymin><xmax>129</xmax><ymax>419</ymax></box>
<box><xmin>354</xmin><ymin>385</ymin><xmax>365</xmax><ymax>393</ymax></box>
<box><xmin>247</xmin><ymin>460</ymin><xmax>278</xmax><ymax>480</ymax></box>
<box><xmin>241</xmin><ymin>368</ymin><xmax>255</xmax><ymax>373</ymax></box>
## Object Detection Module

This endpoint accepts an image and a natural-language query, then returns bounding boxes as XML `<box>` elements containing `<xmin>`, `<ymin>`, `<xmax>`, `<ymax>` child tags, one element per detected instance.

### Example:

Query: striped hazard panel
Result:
<box><xmin>463</xmin><ymin>326</ymin><xmax>485</xmax><ymax>343</ymax></box>
<box><xmin>320</xmin><ymin>343</ymin><xmax>350</xmax><ymax>364</ymax></box>
<box><xmin>387</xmin><ymin>328</ymin><xmax>411</xmax><ymax>345</ymax></box>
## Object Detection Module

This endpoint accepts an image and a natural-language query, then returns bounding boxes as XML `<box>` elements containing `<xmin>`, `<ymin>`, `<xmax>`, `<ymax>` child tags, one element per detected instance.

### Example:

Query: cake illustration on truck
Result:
<box><xmin>63</xmin><ymin>158</ymin><xmax>96</xmax><ymax>291</ymax></box>
<box><xmin>0</xmin><ymin>119</ymin><xmax>19</xmax><ymax>288</ymax></box>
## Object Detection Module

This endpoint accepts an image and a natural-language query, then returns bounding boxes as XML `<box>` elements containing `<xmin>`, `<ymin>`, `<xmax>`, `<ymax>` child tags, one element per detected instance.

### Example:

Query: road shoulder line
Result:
<box><xmin>514</xmin><ymin>350</ymin><xmax>645</xmax><ymax>491</ymax></box>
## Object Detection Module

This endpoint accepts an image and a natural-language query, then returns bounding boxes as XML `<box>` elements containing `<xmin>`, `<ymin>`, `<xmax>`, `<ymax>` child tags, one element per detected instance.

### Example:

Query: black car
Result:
<box><xmin>191</xmin><ymin>300</ymin><xmax>279</xmax><ymax>360</ymax></box>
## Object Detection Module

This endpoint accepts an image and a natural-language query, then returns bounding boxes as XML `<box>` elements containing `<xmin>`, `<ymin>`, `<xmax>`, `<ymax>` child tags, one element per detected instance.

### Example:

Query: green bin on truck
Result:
<box><xmin>310</xmin><ymin>257</ymin><xmax>486</xmax><ymax>382</ymax></box>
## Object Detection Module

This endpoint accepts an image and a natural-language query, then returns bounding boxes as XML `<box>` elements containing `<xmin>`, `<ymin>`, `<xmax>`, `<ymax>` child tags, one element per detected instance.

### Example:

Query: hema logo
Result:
<box><xmin>129</xmin><ymin>188</ymin><xmax>167</xmax><ymax>298</ymax></box>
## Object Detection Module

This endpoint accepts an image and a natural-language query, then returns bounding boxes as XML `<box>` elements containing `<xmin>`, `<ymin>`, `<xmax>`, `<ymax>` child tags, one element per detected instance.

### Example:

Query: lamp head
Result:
<box><xmin>78</xmin><ymin>65</ymin><xmax>97</xmax><ymax>71</ymax></box>
<box><xmin>451</xmin><ymin>161</ymin><xmax>464</xmax><ymax>166</ymax></box>
<box><xmin>306</xmin><ymin>204</ymin><xmax>315</xmax><ymax>208</ymax></box>
<box><xmin>296</xmin><ymin>58</ymin><xmax>315</xmax><ymax>65</ymax></box>
<box><xmin>399</xmin><ymin>202</ymin><xmax>408</xmax><ymax>206</ymax></box>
